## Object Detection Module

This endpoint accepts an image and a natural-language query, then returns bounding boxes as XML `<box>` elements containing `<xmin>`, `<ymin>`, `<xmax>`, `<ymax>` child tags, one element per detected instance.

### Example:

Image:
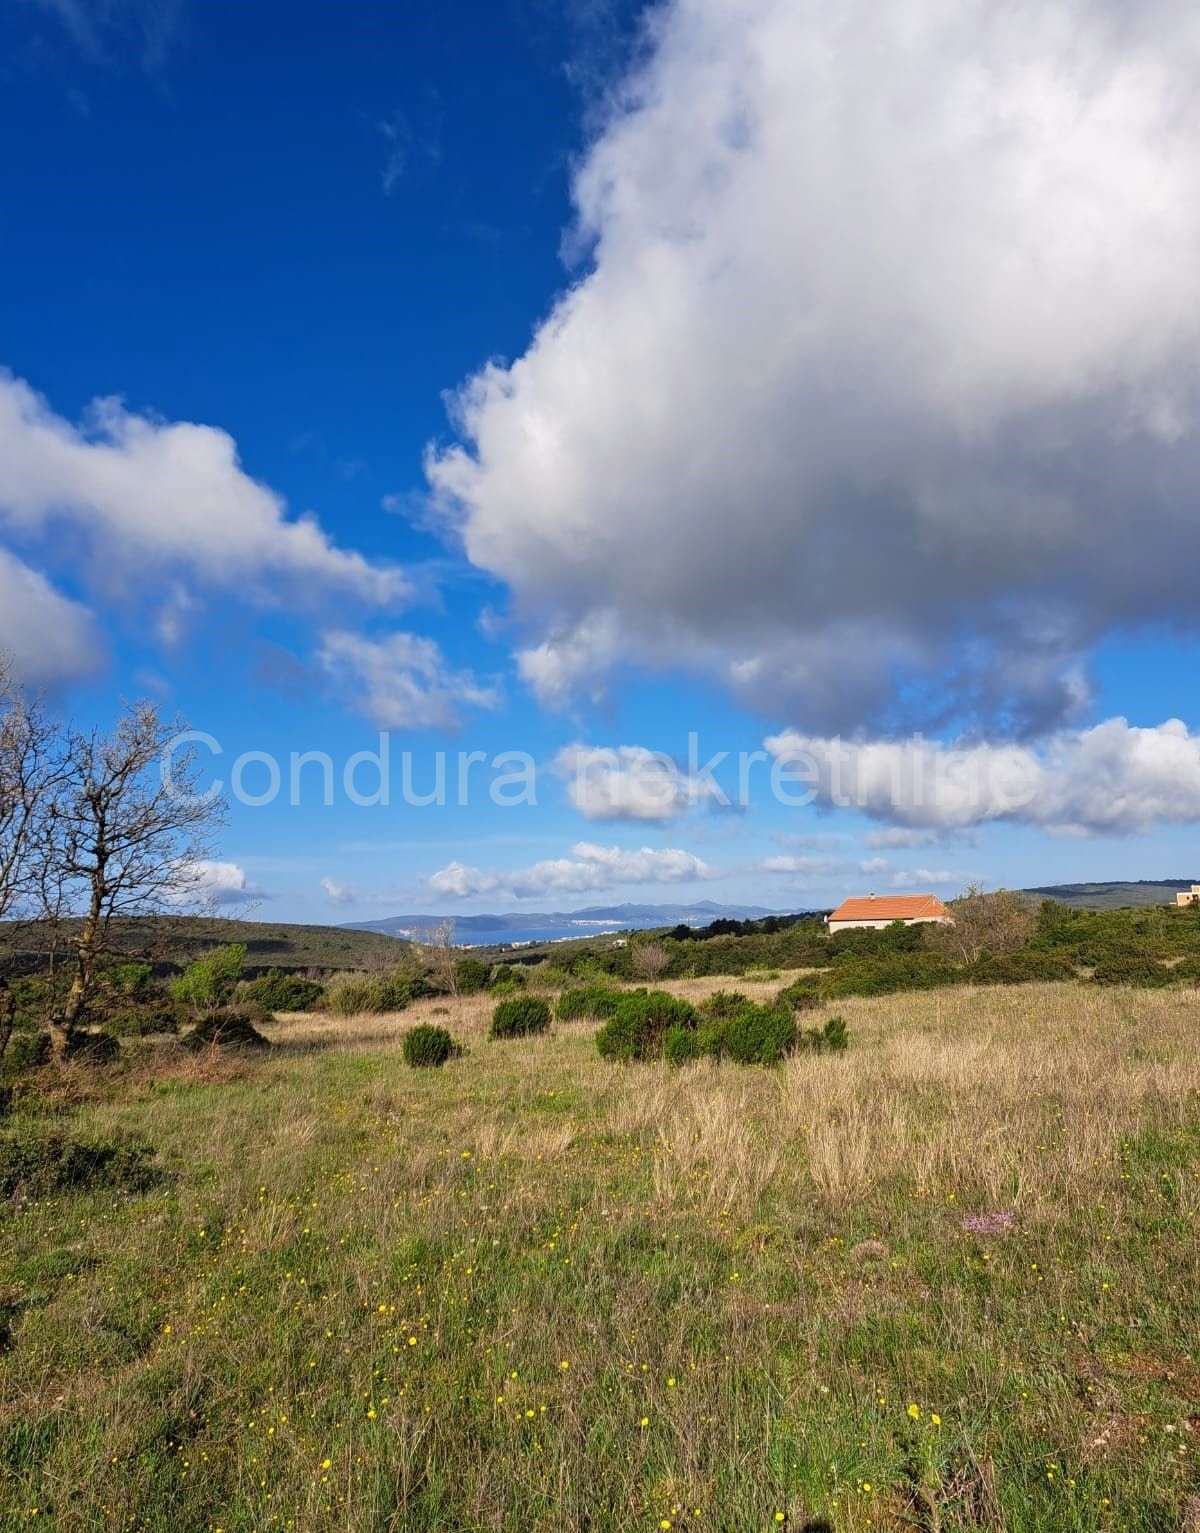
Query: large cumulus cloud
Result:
<box><xmin>428</xmin><ymin>0</ymin><xmax>1200</xmax><ymax>733</ymax></box>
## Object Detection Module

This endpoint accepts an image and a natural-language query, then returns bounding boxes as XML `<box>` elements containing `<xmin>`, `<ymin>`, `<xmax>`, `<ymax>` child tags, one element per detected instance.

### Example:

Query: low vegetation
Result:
<box><xmin>402</xmin><ymin>1023</ymin><xmax>459</xmax><ymax>1068</ymax></box>
<box><xmin>490</xmin><ymin>995</ymin><xmax>552</xmax><ymax>1039</ymax></box>
<box><xmin>0</xmin><ymin>980</ymin><xmax>1196</xmax><ymax>1529</ymax></box>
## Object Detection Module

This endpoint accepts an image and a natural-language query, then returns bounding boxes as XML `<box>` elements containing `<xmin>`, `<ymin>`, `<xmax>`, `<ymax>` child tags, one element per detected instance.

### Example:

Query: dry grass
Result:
<box><xmin>2</xmin><ymin>981</ymin><xmax>1197</xmax><ymax>1530</ymax></box>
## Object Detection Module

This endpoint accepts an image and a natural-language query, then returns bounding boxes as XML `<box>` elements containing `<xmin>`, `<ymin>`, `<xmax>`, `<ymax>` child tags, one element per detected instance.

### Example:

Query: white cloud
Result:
<box><xmin>0</xmin><ymin>370</ymin><xmax>408</xmax><ymax>608</ymax></box>
<box><xmin>759</xmin><ymin>854</ymin><xmax>847</xmax><ymax>880</ymax></box>
<box><xmin>428</xmin><ymin>0</ymin><xmax>1200</xmax><ymax>733</ymax></box>
<box><xmin>0</xmin><ymin>546</ymin><xmax>102</xmax><ymax>687</ymax></box>
<box><xmin>427</xmin><ymin>841</ymin><xmax>715</xmax><ymax>900</ymax></box>
<box><xmin>765</xmin><ymin>717</ymin><xmax>1200</xmax><ymax>835</ymax></box>
<box><xmin>861</xmin><ymin>827</ymin><xmax>964</xmax><ymax>850</ymax></box>
<box><xmin>171</xmin><ymin>860</ymin><xmax>263</xmax><ymax>908</ymax></box>
<box><xmin>553</xmin><ymin>742</ymin><xmax>722</xmax><ymax>821</ymax></box>
<box><xmin>318</xmin><ymin>630</ymin><xmax>501</xmax><ymax>731</ymax></box>
<box><xmin>320</xmin><ymin>876</ymin><xmax>358</xmax><ymax>906</ymax></box>
<box><xmin>889</xmin><ymin>867</ymin><xmax>958</xmax><ymax>889</ymax></box>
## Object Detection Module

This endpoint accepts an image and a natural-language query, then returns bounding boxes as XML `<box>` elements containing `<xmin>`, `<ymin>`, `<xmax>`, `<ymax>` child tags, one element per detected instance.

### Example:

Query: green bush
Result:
<box><xmin>490</xmin><ymin>996</ymin><xmax>552</xmax><ymax>1039</ymax></box>
<box><xmin>703</xmin><ymin>989</ymin><xmax>751</xmax><ymax>1018</ymax></box>
<box><xmin>968</xmin><ymin>951</ymin><xmax>1077</xmax><ymax>985</ymax></box>
<box><xmin>0</xmin><ymin>1128</ymin><xmax>161</xmax><ymax>1199</ymax></box>
<box><xmin>104</xmin><ymin>961</ymin><xmax>155</xmax><ymax>1000</ymax></box>
<box><xmin>104</xmin><ymin>1001</ymin><xmax>188</xmax><ymax>1037</ymax></box>
<box><xmin>820</xmin><ymin>953</ymin><xmax>957</xmax><ymax>999</ymax></box>
<box><xmin>821</xmin><ymin>1015</ymin><xmax>848</xmax><ymax>1050</ymax></box>
<box><xmin>1089</xmin><ymin>955</ymin><xmax>1172</xmax><ymax>987</ymax></box>
<box><xmin>556</xmin><ymin>984</ymin><xmax>623</xmax><ymax>1021</ymax></box>
<box><xmin>796</xmin><ymin>1016</ymin><xmax>850</xmax><ymax>1053</ymax></box>
<box><xmin>402</xmin><ymin>1024</ymin><xmax>458</xmax><ymax>1068</ymax></box>
<box><xmin>702</xmin><ymin>1002</ymin><xmax>797</xmax><ymax>1065</ymax></box>
<box><xmin>776</xmin><ymin>975</ymin><xmax>823</xmax><ymax>1012</ymax></box>
<box><xmin>240</xmin><ymin>970</ymin><xmax>325</xmax><ymax>1013</ymax></box>
<box><xmin>488</xmin><ymin>964</ymin><xmax>527</xmax><ymax>994</ymax></box>
<box><xmin>181</xmin><ymin>1009</ymin><xmax>270</xmax><ymax>1051</ymax></box>
<box><xmin>324</xmin><ymin>970</ymin><xmax>414</xmax><ymax>1015</ymax></box>
<box><xmin>663</xmin><ymin>1025</ymin><xmax>702</xmax><ymax>1066</ymax></box>
<box><xmin>454</xmin><ymin>957</ymin><xmax>491</xmax><ymax>995</ymax></box>
<box><xmin>3</xmin><ymin>1028</ymin><xmax>50</xmax><ymax>1075</ymax></box>
<box><xmin>171</xmin><ymin>945</ymin><xmax>247</xmax><ymax>1011</ymax></box>
<box><xmin>595</xmin><ymin>991</ymin><xmax>700</xmax><ymax>1062</ymax></box>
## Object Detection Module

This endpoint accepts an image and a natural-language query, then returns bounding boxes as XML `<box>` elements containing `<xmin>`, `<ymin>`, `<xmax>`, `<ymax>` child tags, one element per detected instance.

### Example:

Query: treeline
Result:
<box><xmin>531</xmin><ymin>893</ymin><xmax>1200</xmax><ymax>995</ymax></box>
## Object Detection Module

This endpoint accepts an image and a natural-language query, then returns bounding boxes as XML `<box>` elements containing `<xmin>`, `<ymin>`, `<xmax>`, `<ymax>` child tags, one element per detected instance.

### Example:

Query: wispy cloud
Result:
<box><xmin>319</xmin><ymin>630</ymin><xmax>501</xmax><ymax>731</ymax></box>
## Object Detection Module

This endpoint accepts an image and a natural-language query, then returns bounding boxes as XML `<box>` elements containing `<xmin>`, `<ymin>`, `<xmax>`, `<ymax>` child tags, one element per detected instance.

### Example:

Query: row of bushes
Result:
<box><xmin>594</xmin><ymin>987</ymin><xmax>848</xmax><ymax>1067</ymax></box>
<box><xmin>402</xmin><ymin>987</ymin><xmax>849</xmax><ymax>1071</ymax></box>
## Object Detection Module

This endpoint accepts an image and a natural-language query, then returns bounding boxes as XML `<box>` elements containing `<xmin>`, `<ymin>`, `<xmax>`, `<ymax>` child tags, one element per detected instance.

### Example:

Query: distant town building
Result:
<box><xmin>826</xmin><ymin>892</ymin><xmax>953</xmax><ymax>932</ymax></box>
<box><xmin>1176</xmin><ymin>885</ymin><xmax>1200</xmax><ymax>907</ymax></box>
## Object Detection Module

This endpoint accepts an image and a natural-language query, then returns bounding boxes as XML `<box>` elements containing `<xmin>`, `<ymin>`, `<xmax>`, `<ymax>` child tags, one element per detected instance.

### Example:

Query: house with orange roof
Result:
<box><xmin>825</xmin><ymin>892</ymin><xmax>952</xmax><ymax>932</ymax></box>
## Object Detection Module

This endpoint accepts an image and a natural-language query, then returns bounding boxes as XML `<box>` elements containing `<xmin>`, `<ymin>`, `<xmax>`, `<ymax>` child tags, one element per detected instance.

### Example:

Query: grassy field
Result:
<box><xmin>1</xmin><ymin>980</ymin><xmax>1197</xmax><ymax>1531</ymax></box>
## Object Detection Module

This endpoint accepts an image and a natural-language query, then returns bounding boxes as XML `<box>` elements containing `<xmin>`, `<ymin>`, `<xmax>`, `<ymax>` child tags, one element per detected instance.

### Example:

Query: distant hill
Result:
<box><xmin>345</xmin><ymin>901</ymin><xmax>786</xmax><ymax>948</ymax></box>
<box><xmin>1022</xmin><ymin>880</ymin><xmax>1196</xmax><ymax>910</ymax></box>
<box><xmin>0</xmin><ymin>916</ymin><xmax>401</xmax><ymax>975</ymax></box>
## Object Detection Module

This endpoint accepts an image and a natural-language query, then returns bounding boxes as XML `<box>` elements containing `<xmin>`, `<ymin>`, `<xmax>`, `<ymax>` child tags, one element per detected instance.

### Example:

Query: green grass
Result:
<box><xmin>0</xmin><ymin>981</ymin><xmax>1197</xmax><ymax>1530</ymax></box>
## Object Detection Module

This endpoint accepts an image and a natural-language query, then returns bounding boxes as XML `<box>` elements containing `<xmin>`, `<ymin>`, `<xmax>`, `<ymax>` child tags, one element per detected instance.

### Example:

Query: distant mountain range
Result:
<box><xmin>343</xmin><ymin>900</ymin><xmax>788</xmax><ymax>947</ymax></box>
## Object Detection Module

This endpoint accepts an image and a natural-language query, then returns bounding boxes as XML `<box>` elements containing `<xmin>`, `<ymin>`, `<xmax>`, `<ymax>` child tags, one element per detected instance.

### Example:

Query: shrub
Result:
<box><xmin>595</xmin><ymin>991</ymin><xmax>700</xmax><ymax>1062</ymax></box>
<box><xmin>488</xmin><ymin>964</ymin><xmax>527</xmax><ymax>994</ymax></box>
<box><xmin>402</xmin><ymin>1024</ymin><xmax>458</xmax><ymax>1068</ymax></box>
<box><xmin>822</xmin><ymin>1015</ymin><xmax>848</xmax><ymax>1050</ymax></box>
<box><xmin>104</xmin><ymin>961</ymin><xmax>155</xmax><ymax>1000</ymax></box>
<box><xmin>0</xmin><ymin>1128</ymin><xmax>161</xmax><ymax>1199</ymax></box>
<box><xmin>820</xmin><ymin>953</ymin><xmax>957</xmax><ymax>999</ymax></box>
<box><xmin>556</xmin><ymin>984</ymin><xmax>623</xmax><ymax>1021</ymax></box>
<box><xmin>324</xmin><ymin>970</ymin><xmax>414</xmax><ymax>1015</ymax></box>
<box><xmin>490</xmin><ymin>996</ymin><xmax>552</xmax><ymax>1039</ymax></box>
<box><xmin>240</xmin><ymin>970</ymin><xmax>325</xmax><ymax>1013</ymax></box>
<box><xmin>968</xmin><ymin>951</ymin><xmax>1077</xmax><ymax>986</ymax></box>
<box><xmin>105</xmin><ymin>1001</ymin><xmax>188</xmax><ymax>1038</ymax></box>
<box><xmin>797</xmin><ymin>1016</ymin><xmax>850</xmax><ymax>1052</ymax></box>
<box><xmin>776</xmin><ymin>975</ymin><xmax>823</xmax><ymax>1012</ymax></box>
<box><xmin>1090</xmin><ymin>955</ymin><xmax>1171</xmax><ymax>988</ymax></box>
<box><xmin>709</xmin><ymin>1003</ymin><xmax>797</xmax><ymax>1065</ymax></box>
<box><xmin>703</xmin><ymin>990</ymin><xmax>751</xmax><ymax>1019</ymax></box>
<box><xmin>454</xmin><ymin>957</ymin><xmax>491</xmax><ymax>995</ymax></box>
<box><xmin>631</xmin><ymin>941</ymin><xmax>671</xmax><ymax>981</ymax></box>
<box><xmin>181</xmin><ymin>1009</ymin><xmax>270</xmax><ymax>1051</ymax></box>
<box><xmin>171</xmin><ymin>945</ymin><xmax>247</xmax><ymax>1012</ymax></box>
<box><xmin>3</xmin><ymin>1028</ymin><xmax>50</xmax><ymax>1075</ymax></box>
<box><xmin>663</xmin><ymin>1025</ymin><xmax>702</xmax><ymax>1066</ymax></box>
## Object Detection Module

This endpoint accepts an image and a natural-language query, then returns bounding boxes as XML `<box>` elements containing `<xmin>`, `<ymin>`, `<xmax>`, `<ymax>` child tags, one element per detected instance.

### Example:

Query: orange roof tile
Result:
<box><xmin>827</xmin><ymin>894</ymin><xmax>949</xmax><ymax>923</ymax></box>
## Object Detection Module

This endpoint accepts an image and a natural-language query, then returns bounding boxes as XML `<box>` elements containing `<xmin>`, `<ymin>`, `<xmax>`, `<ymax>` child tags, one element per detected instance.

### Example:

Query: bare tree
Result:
<box><xmin>43</xmin><ymin>702</ymin><xmax>226</xmax><ymax>1056</ymax></box>
<box><xmin>925</xmin><ymin>884</ymin><xmax>1035</xmax><ymax>966</ymax></box>
<box><xmin>418</xmin><ymin>918</ymin><xmax>459</xmax><ymax>995</ymax></box>
<box><xmin>0</xmin><ymin>659</ymin><xmax>62</xmax><ymax>1060</ymax></box>
<box><xmin>631</xmin><ymin>939</ymin><xmax>670</xmax><ymax>982</ymax></box>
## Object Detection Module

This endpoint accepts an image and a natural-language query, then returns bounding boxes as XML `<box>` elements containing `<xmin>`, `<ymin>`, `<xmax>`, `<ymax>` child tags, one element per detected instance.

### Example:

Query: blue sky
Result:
<box><xmin>2</xmin><ymin>0</ymin><xmax>1199</xmax><ymax>922</ymax></box>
